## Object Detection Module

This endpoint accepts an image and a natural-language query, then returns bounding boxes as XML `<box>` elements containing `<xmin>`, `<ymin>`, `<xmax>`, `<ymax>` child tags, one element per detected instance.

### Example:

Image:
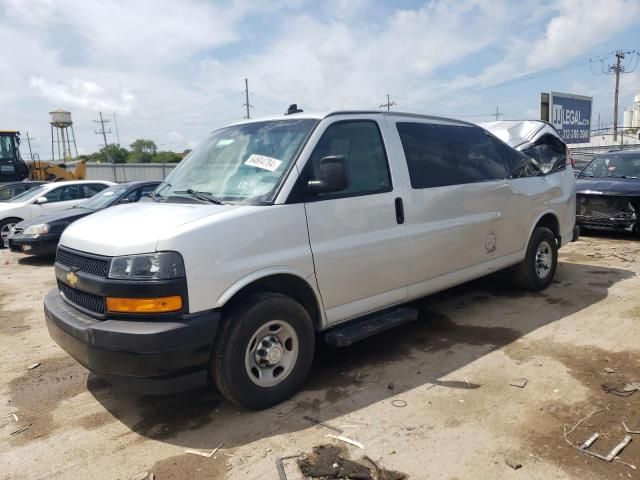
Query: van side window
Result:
<box><xmin>397</xmin><ymin>122</ymin><xmax>461</xmax><ymax>188</ymax></box>
<box><xmin>445</xmin><ymin>126</ymin><xmax>507</xmax><ymax>182</ymax></box>
<box><xmin>522</xmin><ymin>134</ymin><xmax>567</xmax><ymax>174</ymax></box>
<box><xmin>307</xmin><ymin>121</ymin><xmax>391</xmax><ymax>199</ymax></box>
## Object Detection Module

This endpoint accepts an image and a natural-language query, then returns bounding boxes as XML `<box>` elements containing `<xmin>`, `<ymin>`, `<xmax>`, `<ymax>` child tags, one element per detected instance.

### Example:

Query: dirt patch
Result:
<box><xmin>0</xmin><ymin>307</ymin><xmax>31</xmax><ymax>335</ymax></box>
<box><xmin>149</xmin><ymin>453</ymin><xmax>228</xmax><ymax>480</ymax></box>
<box><xmin>6</xmin><ymin>356</ymin><xmax>107</xmax><ymax>444</ymax></box>
<box><xmin>129</xmin><ymin>389</ymin><xmax>222</xmax><ymax>441</ymax></box>
<box><xmin>504</xmin><ymin>340</ymin><xmax>640</xmax><ymax>478</ymax></box>
<box><xmin>75</xmin><ymin>410</ymin><xmax>117</xmax><ymax>430</ymax></box>
<box><xmin>298</xmin><ymin>444</ymin><xmax>406</xmax><ymax>480</ymax></box>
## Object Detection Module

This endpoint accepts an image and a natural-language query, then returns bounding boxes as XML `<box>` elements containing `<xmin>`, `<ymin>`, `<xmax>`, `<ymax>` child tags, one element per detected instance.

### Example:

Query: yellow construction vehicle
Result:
<box><xmin>0</xmin><ymin>131</ymin><xmax>86</xmax><ymax>182</ymax></box>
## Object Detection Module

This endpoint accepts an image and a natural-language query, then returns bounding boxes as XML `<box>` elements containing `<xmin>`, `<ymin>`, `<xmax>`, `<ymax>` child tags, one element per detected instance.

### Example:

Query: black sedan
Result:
<box><xmin>576</xmin><ymin>150</ymin><xmax>640</xmax><ymax>235</ymax></box>
<box><xmin>0</xmin><ymin>181</ymin><xmax>46</xmax><ymax>201</ymax></box>
<box><xmin>8</xmin><ymin>181</ymin><xmax>159</xmax><ymax>256</ymax></box>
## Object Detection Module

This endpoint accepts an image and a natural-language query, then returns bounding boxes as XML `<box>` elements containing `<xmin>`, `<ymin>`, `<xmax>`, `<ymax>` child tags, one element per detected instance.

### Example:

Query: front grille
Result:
<box><xmin>56</xmin><ymin>247</ymin><xmax>110</xmax><ymax>278</ymax></box>
<box><xmin>576</xmin><ymin>195</ymin><xmax>636</xmax><ymax>220</ymax></box>
<box><xmin>58</xmin><ymin>281</ymin><xmax>106</xmax><ymax>315</ymax></box>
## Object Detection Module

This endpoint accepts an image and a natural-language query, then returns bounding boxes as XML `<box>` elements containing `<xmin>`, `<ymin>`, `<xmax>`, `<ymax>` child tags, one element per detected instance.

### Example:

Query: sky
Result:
<box><xmin>1</xmin><ymin>0</ymin><xmax>639</xmax><ymax>158</ymax></box>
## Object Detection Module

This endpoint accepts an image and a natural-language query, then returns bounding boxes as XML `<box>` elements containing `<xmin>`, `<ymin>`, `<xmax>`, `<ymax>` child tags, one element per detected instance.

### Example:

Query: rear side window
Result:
<box><xmin>487</xmin><ymin>135</ymin><xmax>532</xmax><ymax>178</ymax></box>
<box><xmin>445</xmin><ymin>126</ymin><xmax>507</xmax><ymax>182</ymax></box>
<box><xmin>82</xmin><ymin>183</ymin><xmax>108</xmax><ymax>198</ymax></box>
<box><xmin>307</xmin><ymin>121</ymin><xmax>391</xmax><ymax>199</ymax></box>
<box><xmin>397</xmin><ymin>122</ymin><xmax>461</xmax><ymax>188</ymax></box>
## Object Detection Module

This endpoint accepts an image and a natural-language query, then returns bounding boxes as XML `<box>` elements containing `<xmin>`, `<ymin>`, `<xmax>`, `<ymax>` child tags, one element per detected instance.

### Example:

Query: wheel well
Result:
<box><xmin>224</xmin><ymin>274</ymin><xmax>321</xmax><ymax>330</ymax></box>
<box><xmin>1</xmin><ymin>217</ymin><xmax>23</xmax><ymax>225</ymax></box>
<box><xmin>534</xmin><ymin>213</ymin><xmax>560</xmax><ymax>242</ymax></box>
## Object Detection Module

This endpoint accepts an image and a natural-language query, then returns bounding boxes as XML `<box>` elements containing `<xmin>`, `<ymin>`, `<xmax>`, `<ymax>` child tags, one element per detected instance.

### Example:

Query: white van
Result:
<box><xmin>44</xmin><ymin>111</ymin><xmax>576</xmax><ymax>409</ymax></box>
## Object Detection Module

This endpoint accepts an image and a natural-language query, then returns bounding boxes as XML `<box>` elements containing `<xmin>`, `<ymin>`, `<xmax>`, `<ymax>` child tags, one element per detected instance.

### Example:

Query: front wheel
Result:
<box><xmin>212</xmin><ymin>293</ymin><xmax>315</xmax><ymax>410</ymax></box>
<box><xmin>0</xmin><ymin>218</ymin><xmax>21</xmax><ymax>248</ymax></box>
<box><xmin>513</xmin><ymin>227</ymin><xmax>558</xmax><ymax>291</ymax></box>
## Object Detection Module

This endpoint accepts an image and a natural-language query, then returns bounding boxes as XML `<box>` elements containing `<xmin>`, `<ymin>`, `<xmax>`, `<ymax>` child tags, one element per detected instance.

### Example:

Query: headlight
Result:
<box><xmin>23</xmin><ymin>224</ymin><xmax>49</xmax><ymax>235</ymax></box>
<box><xmin>108</xmin><ymin>252</ymin><xmax>185</xmax><ymax>280</ymax></box>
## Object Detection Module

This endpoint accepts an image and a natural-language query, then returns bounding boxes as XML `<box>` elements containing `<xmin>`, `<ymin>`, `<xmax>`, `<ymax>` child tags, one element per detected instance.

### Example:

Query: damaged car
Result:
<box><xmin>481</xmin><ymin>120</ymin><xmax>574</xmax><ymax>176</ymax></box>
<box><xmin>575</xmin><ymin>150</ymin><xmax>640</xmax><ymax>235</ymax></box>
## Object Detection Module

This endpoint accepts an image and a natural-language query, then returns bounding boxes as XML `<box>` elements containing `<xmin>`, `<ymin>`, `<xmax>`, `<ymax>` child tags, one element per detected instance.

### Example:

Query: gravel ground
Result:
<box><xmin>1</xmin><ymin>233</ymin><xmax>639</xmax><ymax>480</ymax></box>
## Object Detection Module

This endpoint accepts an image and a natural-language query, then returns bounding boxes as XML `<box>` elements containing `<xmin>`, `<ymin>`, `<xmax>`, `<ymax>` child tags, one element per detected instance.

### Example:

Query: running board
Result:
<box><xmin>324</xmin><ymin>307</ymin><xmax>419</xmax><ymax>347</ymax></box>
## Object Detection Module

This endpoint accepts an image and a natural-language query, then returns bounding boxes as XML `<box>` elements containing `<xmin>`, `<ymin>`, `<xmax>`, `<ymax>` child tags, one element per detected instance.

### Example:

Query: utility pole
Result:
<box><xmin>594</xmin><ymin>49</ymin><xmax>640</xmax><ymax>141</ymax></box>
<box><xmin>243</xmin><ymin>78</ymin><xmax>252</xmax><ymax>119</ymax></box>
<box><xmin>113</xmin><ymin>113</ymin><xmax>121</xmax><ymax>145</ymax></box>
<box><xmin>379</xmin><ymin>94</ymin><xmax>396</xmax><ymax>111</ymax></box>
<box><xmin>612</xmin><ymin>50</ymin><xmax>624</xmax><ymax>142</ymax></box>
<box><xmin>94</xmin><ymin>112</ymin><xmax>115</xmax><ymax>181</ymax></box>
<box><xmin>24</xmin><ymin>132</ymin><xmax>35</xmax><ymax>160</ymax></box>
<box><xmin>494</xmin><ymin>107</ymin><xmax>504</xmax><ymax>121</ymax></box>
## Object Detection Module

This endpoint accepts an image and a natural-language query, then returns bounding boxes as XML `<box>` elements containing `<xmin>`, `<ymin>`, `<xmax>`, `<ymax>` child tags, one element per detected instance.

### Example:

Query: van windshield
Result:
<box><xmin>156</xmin><ymin>119</ymin><xmax>317</xmax><ymax>204</ymax></box>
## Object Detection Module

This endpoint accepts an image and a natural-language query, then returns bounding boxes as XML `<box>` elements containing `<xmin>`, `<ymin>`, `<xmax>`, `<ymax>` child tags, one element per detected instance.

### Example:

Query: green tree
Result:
<box><xmin>153</xmin><ymin>151</ymin><xmax>182</xmax><ymax>163</ymax></box>
<box><xmin>129</xmin><ymin>139</ymin><xmax>157</xmax><ymax>163</ymax></box>
<box><xmin>102</xmin><ymin>144</ymin><xmax>129</xmax><ymax>164</ymax></box>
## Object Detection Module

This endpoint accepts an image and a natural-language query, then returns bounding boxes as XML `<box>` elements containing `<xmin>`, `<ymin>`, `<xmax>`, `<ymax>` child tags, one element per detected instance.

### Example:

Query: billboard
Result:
<box><xmin>540</xmin><ymin>92</ymin><xmax>592</xmax><ymax>144</ymax></box>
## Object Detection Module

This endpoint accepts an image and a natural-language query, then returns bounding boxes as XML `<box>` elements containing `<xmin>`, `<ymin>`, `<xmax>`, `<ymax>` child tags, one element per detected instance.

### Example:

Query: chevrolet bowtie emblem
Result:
<box><xmin>66</xmin><ymin>271</ymin><xmax>79</xmax><ymax>287</ymax></box>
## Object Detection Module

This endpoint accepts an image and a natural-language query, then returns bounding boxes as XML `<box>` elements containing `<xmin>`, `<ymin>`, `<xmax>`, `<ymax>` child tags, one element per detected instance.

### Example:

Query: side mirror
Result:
<box><xmin>306</xmin><ymin>156</ymin><xmax>349</xmax><ymax>194</ymax></box>
<box><xmin>35</xmin><ymin>196</ymin><xmax>48</xmax><ymax>205</ymax></box>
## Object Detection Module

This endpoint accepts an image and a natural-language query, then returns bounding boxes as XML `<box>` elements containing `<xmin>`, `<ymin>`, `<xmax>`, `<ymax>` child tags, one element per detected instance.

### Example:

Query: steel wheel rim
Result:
<box><xmin>0</xmin><ymin>223</ymin><xmax>15</xmax><ymax>243</ymax></box>
<box><xmin>244</xmin><ymin>319</ymin><xmax>299</xmax><ymax>388</ymax></box>
<box><xmin>535</xmin><ymin>240</ymin><xmax>552</xmax><ymax>279</ymax></box>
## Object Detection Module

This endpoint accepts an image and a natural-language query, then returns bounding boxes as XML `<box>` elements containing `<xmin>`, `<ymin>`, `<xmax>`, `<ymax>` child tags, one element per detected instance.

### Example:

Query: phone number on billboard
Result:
<box><xmin>561</xmin><ymin>129</ymin><xmax>590</xmax><ymax>140</ymax></box>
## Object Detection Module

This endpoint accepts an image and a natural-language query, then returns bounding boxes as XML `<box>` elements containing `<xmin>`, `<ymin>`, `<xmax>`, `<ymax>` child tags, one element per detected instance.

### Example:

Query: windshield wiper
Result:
<box><xmin>174</xmin><ymin>189</ymin><xmax>226</xmax><ymax>205</ymax></box>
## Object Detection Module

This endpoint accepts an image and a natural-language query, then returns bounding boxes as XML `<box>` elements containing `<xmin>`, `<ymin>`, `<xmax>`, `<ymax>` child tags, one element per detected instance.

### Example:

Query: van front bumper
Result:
<box><xmin>44</xmin><ymin>288</ymin><xmax>221</xmax><ymax>393</ymax></box>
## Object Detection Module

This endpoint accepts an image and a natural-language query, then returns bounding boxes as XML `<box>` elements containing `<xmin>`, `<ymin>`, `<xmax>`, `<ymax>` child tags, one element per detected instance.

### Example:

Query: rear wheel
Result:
<box><xmin>212</xmin><ymin>293</ymin><xmax>315</xmax><ymax>410</ymax></box>
<box><xmin>0</xmin><ymin>218</ymin><xmax>21</xmax><ymax>248</ymax></box>
<box><xmin>513</xmin><ymin>227</ymin><xmax>558</xmax><ymax>291</ymax></box>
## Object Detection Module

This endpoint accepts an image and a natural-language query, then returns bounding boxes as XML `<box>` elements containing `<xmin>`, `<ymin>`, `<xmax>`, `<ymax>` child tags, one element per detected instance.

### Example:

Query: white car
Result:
<box><xmin>45</xmin><ymin>110</ymin><xmax>576</xmax><ymax>409</ymax></box>
<box><xmin>0</xmin><ymin>180</ymin><xmax>114</xmax><ymax>245</ymax></box>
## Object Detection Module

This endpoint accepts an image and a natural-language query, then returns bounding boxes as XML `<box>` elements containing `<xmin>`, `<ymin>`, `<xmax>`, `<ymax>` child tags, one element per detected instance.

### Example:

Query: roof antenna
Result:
<box><xmin>285</xmin><ymin>104</ymin><xmax>303</xmax><ymax>115</ymax></box>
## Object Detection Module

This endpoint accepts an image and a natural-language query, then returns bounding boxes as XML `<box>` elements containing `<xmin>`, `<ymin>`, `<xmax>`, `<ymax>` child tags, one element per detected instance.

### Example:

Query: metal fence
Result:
<box><xmin>85</xmin><ymin>162</ymin><xmax>177</xmax><ymax>183</ymax></box>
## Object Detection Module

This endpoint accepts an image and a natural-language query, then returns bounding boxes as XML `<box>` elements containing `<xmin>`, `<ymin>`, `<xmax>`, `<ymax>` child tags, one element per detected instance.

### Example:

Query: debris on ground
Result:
<box><xmin>276</xmin><ymin>454</ymin><xmax>301</xmax><ymax>480</ymax></box>
<box><xmin>129</xmin><ymin>472</ymin><xmax>150</xmax><ymax>480</ymax></box>
<box><xmin>602</xmin><ymin>383</ymin><xmax>640</xmax><ymax>397</ymax></box>
<box><xmin>184</xmin><ymin>444</ymin><xmax>223</xmax><ymax>458</ymax></box>
<box><xmin>9</xmin><ymin>423</ymin><xmax>32</xmax><ymax>436</ymax></box>
<box><xmin>276</xmin><ymin>402</ymin><xmax>299</xmax><ymax>417</ymax></box>
<box><xmin>603</xmin><ymin>367</ymin><xmax>616</xmax><ymax>374</ymax></box>
<box><xmin>304</xmin><ymin>415</ymin><xmax>344</xmax><ymax>434</ymax></box>
<box><xmin>623</xmin><ymin>422</ymin><xmax>640</xmax><ymax>434</ymax></box>
<box><xmin>0</xmin><ymin>413</ymin><xmax>18</xmax><ymax>429</ymax></box>
<box><xmin>510</xmin><ymin>378</ymin><xmax>528</xmax><ymax>389</ymax></box>
<box><xmin>578</xmin><ymin>433</ymin><xmax>632</xmax><ymax>462</ymax></box>
<box><xmin>387</xmin><ymin>382</ymin><xmax>395</xmax><ymax>390</ymax></box>
<box><xmin>391</xmin><ymin>399</ymin><xmax>407</xmax><ymax>408</ymax></box>
<box><xmin>327</xmin><ymin>434</ymin><xmax>364</xmax><ymax>449</ymax></box>
<box><xmin>27</xmin><ymin>362</ymin><xmax>41</xmax><ymax>370</ymax></box>
<box><xmin>298</xmin><ymin>445</ymin><xmax>407</xmax><ymax>480</ymax></box>
<box><xmin>504</xmin><ymin>453</ymin><xmax>523</xmax><ymax>470</ymax></box>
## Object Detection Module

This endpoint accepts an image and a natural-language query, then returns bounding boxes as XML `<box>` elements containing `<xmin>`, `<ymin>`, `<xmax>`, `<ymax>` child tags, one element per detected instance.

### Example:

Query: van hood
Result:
<box><xmin>60</xmin><ymin>202</ymin><xmax>237</xmax><ymax>256</ymax></box>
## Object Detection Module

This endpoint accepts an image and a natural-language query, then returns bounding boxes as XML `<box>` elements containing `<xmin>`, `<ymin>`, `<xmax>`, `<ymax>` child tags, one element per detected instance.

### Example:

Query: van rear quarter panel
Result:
<box><xmin>156</xmin><ymin>204</ymin><xmax>316</xmax><ymax>314</ymax></box>
<box><xmin>508</xmin><ymin>167</ymin><xmax>576</xmax><ymax>247</ymax></box>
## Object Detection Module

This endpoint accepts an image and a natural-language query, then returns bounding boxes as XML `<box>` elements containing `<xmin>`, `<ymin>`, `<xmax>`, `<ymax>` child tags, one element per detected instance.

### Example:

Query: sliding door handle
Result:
<box><xmin>395</xmin><ymin>197</ymin><xmax>404</xmax><ymax>224</ymax></box>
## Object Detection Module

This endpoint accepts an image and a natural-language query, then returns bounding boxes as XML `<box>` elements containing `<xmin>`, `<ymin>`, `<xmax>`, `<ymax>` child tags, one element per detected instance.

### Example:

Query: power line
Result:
<box><xmin>379</xmin><ymin>93</ymin><xmax>396</xmax><ymax>111</ymax></box>
<box><xmin>113</xmin><ymin>113</ymin><xmax>121</xmax><ymax>145</ymax></box>
<box><xmin>591</xmin><ymin>49</ymin><xmax>640</xmax><ymax>141</ymax></box>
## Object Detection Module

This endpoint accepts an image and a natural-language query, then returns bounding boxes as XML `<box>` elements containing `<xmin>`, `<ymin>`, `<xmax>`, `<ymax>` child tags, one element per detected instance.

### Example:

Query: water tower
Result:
<box><xmin>49</xmin><ymin>109</ymin><xmax>78</xmax><ymax>163</ymax></box>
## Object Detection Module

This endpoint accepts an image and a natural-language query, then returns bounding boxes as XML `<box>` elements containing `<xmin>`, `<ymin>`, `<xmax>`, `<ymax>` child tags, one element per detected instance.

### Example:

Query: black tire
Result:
<box><xmin>513</xmin><ymin>227</ymin><xmax>558</xmax><ymax>291</ymax></box>
<box><xmin>0</xmin><ymin>218</ymin><xmax>22</xmax><ymax>249</ymax></box>
<box><xmin>212</xmin><ymin>292</ymin><xmax>315</xmax><ymax>410</ymax></box>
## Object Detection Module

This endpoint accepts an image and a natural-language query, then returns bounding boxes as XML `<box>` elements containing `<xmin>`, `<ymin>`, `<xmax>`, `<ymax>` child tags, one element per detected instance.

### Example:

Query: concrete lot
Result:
<box><xmin>1</xmin><ymin>234</ymin><xmax>639</xmax><ymax>480</ymax></box>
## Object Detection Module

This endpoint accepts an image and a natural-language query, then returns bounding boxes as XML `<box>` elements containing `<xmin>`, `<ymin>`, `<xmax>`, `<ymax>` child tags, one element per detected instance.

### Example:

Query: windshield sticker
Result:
<box><xmin>216</xmin><ymin>139</ymin><xmax>234</xmax><ymax>147</ymax></box>
<box><xmin>244</xmin><ymin>154</ymin><xmax>282</xmax><ymax>172</ymax></box>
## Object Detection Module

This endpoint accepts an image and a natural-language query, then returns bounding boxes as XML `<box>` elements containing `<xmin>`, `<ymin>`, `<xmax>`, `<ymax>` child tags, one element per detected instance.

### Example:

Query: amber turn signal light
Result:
<box><xmin>106</xmin><ymin>295</ymin><xmax>182</xmax><ymax>313</ymax></box>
